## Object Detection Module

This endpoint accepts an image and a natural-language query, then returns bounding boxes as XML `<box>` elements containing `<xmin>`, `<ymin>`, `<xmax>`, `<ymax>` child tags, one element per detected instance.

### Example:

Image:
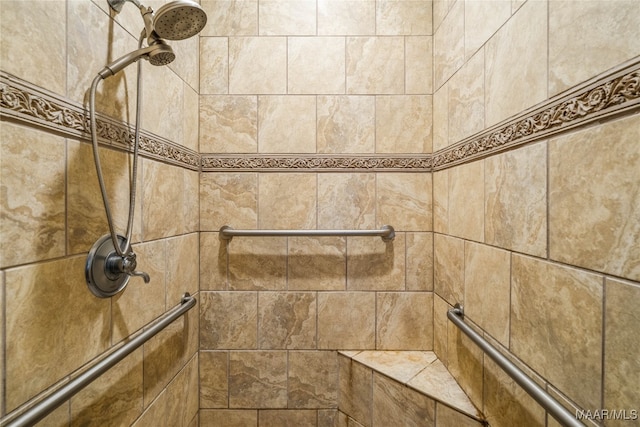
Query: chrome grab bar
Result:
<box><xmin>219</xmin><ymin>225</ymin><xmax>395</xmax><ymax>242</ymax></box>
<box><xmin>447</xmin><ymin>305</ymin><xmax>586</xmax><ymax>427</ymax></box>
<box><xmin>2</xmin><ymin>293</ymin><xmax>197</xmax><ymax>427</ymax></box>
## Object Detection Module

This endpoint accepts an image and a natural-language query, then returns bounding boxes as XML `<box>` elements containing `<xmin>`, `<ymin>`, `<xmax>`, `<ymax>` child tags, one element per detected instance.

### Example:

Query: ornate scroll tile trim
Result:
<box><xmin>433</xmin><ymin>59</ymin><xmax>640</xmax><ymax>170</ymax></box>
<box><xmin>0</xmin><ymin>72</ymin><xmax>200</xmax><ymax>170</ymax></box>
<box><xmin>201</xmin><ymin>155</ymin><xmax>432</xmax><ymax>172</ymax></box>
<box><xmin>3</xmin><ymin>57</ymin><xmax>640</xmax><ymax>174</ymax></box>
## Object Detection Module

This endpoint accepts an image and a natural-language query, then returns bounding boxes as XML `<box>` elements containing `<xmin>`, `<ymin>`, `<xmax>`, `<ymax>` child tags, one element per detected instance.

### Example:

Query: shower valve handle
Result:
<box><xmin>106</xmin><ymin>251</ymin><xmax>150</xmax><ymax>284</ymax></box>
<box><xmin>129</xmin><ymin>269</ymin><xmax>151</xmax><ymax>283</ymax></box>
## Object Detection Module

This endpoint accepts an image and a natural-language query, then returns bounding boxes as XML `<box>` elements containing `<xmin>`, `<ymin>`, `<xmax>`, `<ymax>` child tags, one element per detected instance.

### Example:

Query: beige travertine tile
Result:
<box><xmin>200</xmin><ymin>351</ymin><xmax>229</xmax><ymax>408</ymax></box>
<box><xmin>433</xmin><ymin>0</ymin><xmax>464</xmax><ymax>89</ymax></box>
<box><xmin>338</xmin><ymin>355</ymin><xmax>373</xmax><ymax>426</ymax></box>
<box><xmin>142</xmin><ymin>160</ymin><xmax>192</xmax><ymax>240</ymax></box>
<box><xmin>259</xmin><ymin>0</ymin><xmax>316</xmax><ymax>35</ymax></box>
<box><xmin>433</xmin><ymin>295</ymin><xmax>449</xmax><ymax>365</ymax></box>
<box><xmin>485</xmin><ymin>142</ymin><xmax>547</xmax><ymax>258</ymax></box>
<box><xmin>318</xmin><ymin>292</ymin><xmax>376</xmax><ymax>349</ymax></box>
<box><xmin>288</xmin><ymin>236</ymin><xmax>347</xmax><ymax>291</ymax></box>
<box><xmin>432</xmin><ymin>170</ymin><xmax>449</xmax><ymax>233</ymax></box>
<box><xmin>259</xmin><ymin>410</ymin><xmax>317</xmax><ymax>426</ymax></box>
<box><xmin>228</xmin><ymin>237</ymin><xmax>287</xmax><ymax>290</ymax></box>
<box><xmin>67</xmin><ymin>0</ymin><xmax>137</xmax><ymax>118</ymax></box>
<box><xmin>377</xmin><ymin>292</ymin><xmax>433</xmax><ymax>350</ymax></box>
<box><xmin>448</xmin><ymin>51</ymin><xmax>485</xmax><ymax>145</ymax></box>
<box><xmin>200</xmin><ymin>37</ymin><xmax>229</xmax><ymax>94</ymax></box>
<box><xmin>483</xmin><ymin>355</ymin><xmax>545</xmax><ymax>427</ymax></box>
<box><xmin>258</xmin><ymin>174</ymin><xmax>317</xmax><ymax>229</ymax></box>
<box><xmin>183</xmin><ymin>85</ymin><xmax>200</xmax><ymax>151</ymax></box>
<box><xmin>377</xmin><ymin>173</ymin><xmax>432</xmax><ymax>231</ymax></box>
<box><xmin>170</xmin><ymin>35</ymin><xmax>200</xmax><ymax>93</ymax></box>
<box><xmin>432</xmin><ymin>85</ymin><xmax>449</xmax><ymax>151</ymax></box>
<box><xmin>1</xmin><ymin>0</ymin><xmax>66</xmax><ymax>94</ymax></box>
<box><xmin>229</xmin><ymin>37</ymin><xmax>287</xmax><ymax>94</ymax></box>
<box><xmin>406</xmin><ymin>232</ymin><xmax>434</xmax><ymax>291</ymax></box>
<box><xmin>318</xmin><ymin>173</ymin><xmax>376</xmax><ymax>229</ymax></box>
<box><xmin>112</xmin><ymin>240</ymin><xmax>166</xmax><ymax>343</ymax></box>
<box><xmin>229</xmin><ymin>351</ymin><xmax>288</xmax><ymax>408</ymax></box>
<box><xmin>549</xmin><ymin>116</ymin><xmax>640</xmax><ymax>282</ymax></box>
<box><xmin>346</xmin><ymin>37</ymin><xmax>405</xmax><ymax>94</ymax></box>
<box><xmin>0</xmin><ymin>270</ymin><xmax>2</xmax><ymax>412</ymax></box>
<box><xmin>549</xmin><ymin>0</ymin><xmax>640</xmax><ymax>96</ymax></box>
<box><xmin>485</xmin><ymin>0</ymin><xmax>547</xmax><ymax>126</ymax></box>
<box><xmin>511</xmin><ymin>0</ymin><xmax>525</xmax><ymax>14</ymax></box>
<box><xmin>289</xmin><ymin>351</ymin><xmax>339</xmax><ymax>408</ymax></box>
<box><xmin>318</xmin><ymin>409</ymin><xmax>346</xmax><ymax>427</ymax></box>
<box><xmin>258</xmin><ymin>292</ymin><xmax>317</xmax><ymax>349</ymax></box>
<box><xmin>143</xmin><ymin>299</ymin><xmax>199</xmax><ymax>404</ymax></box>
<box><xmin>432</xmin><ymin>0</ymin><xmax>455</xmax><ymax>32</ymax></box>
<box><xmin>1</xmin><ymin>123</ymin><xmax>65</xmax><ymax>268</ymax></box>
<box><xmin>199</xmin><ymin>95</ymin><xmax>258</xmax><ymax>153</ymax></box>
<box><xmin>200</xmin><ymin>0</ymin><xmax>258</xmax><ymax>36</ymax></box>
<box><xmin>166</xmin><ymin>233</ymin><xmax>199</xmax><ymax>302</ymax></box>
<box><xmin>5</xmin><ymin>256</ymin><xmax>111</xmax><ymax>411</ymax></box>
<box><xmin>408</xmin><ymin>359</ymin><xmax>479</xmax><ymax>418</ymax></box>
<box><xmin>258</xmin><ymin>96</ymin><xmax>316</xmax><ymax>153</ymax></box>
<box><xmin>604</xmin><ymin>278</ymin><xmax>640</xmax><ymax>420</ymax></box>
<box><xmin>200</xmin><ymin>409</ymin><xmax>258</xmax><ymax>426</ymax></box>
<box><xmin>200</xmin><ymin>291</ymin><xmax>258</xmax><ymax>349</ymax></box>
<box><xmin>288</xmin><ymin>37</ymin><xmax>346</xmax><ymax>94</ymax></box>
<box><xmin>406</xmin><ymin>36</ymin><xmax>433</xmax><ymax>95</ymax></box>
<box><xmin>373</xmin><ymin>373</ymin><xmax>436</xmax><ymax>426</ymax></box>
<box><xmin>464</xmin><ymin>242</ymin><xmax>510</xmax><ymax>347</ymax></box>
<box><xmin>70</xmin><ymin>348</ymin><xmax>143</xmax><ymax>427</ymax></box>
<box><xmin>141</xmin><ymin>64</ymin><xmax>185</xmax><ymax>145</ymax></box>
<box><xmin>376</xmin><ymin>96</ymin><xmax>433</xmax><ymax>154</ymax></box>
<box><xmin>436</xmin><ymin>403</ymin><xmax>484</xmax><ymax>427</ymax></box>
<box><xmin>464</xmin><ymin>0</ymin><xmax>511</xmax><ymax>60</ymax></box>
<box><xmin>448</xmin><ymin>160</ymin><xmax>484</xmax><ymax>242</ymax></box>
<box><xmin>200</xmin><ymin>172</ymin><xmax>258</xmax><ymax>231</ymax></box>
<box><xmin>317</xmin><ymin>96</ymin><xmax>375</xmax><ymax>153</ymax></box>
<box><xmin>200</xmin><ymin>232</ymin><xmax>228</xmax><ymax>290</ymax></box>
<box><xmin>183</xmin><ymin>169</ymin><xmax>200</xmax><ymax>234</ymax></box>
<box><xmin>134</xmin><ymin>355</ymin><xmax>199</xmax><ymax>427</ymax></box>
<box><xmin>178</xmin><ymin>357</ymin><xmax>200</xmax><ymax>427</ymax></box>
<box><xmin>353</xmin><ymin>351</ymin><xmax>437</xmax><ymax>383</ymax></box>
<box><xmin>434</xmin><ymin>234</ymin><xmax>464</xmax><ymax>306</ymax></box>
<box><xmin>511</xmin><ymin>255</ymin><xmax>603</xmax><ymax>410</ymax></box>
<box><xmin>318</xmin><ymin>0</ymin><xmax>375</xmax><ymax>36</ymax></box>
<box><xmin>376</xmin><ymin>0</ymin><xmax>433</xmax><ymax>36</ymax></box>
<box><xmin>446</xmin><ymin>320</ymin><xmax>484</xmax><ymax>411</ymax></box>
<box><xmin>347</xmin><ymin>234</ymin><xmax>406</xmax><ymax>291</ymax></box>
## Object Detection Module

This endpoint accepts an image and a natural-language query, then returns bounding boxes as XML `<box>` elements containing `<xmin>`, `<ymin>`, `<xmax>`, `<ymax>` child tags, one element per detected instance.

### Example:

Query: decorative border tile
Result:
<box><xmin>2</xmin><ymin>58</ymin><xmax>639</xmax><ymax>173</ymax></box>
<box><xmin>201</xmin><ymin>155</ymin><xmax>432</xmax><ymax>172</ymax></box>
<box><xmin>433</xmin><ymin>59</ymin><xmax>640</xmax><ymax>170</ymax></box>
<box><xmin>0</xmin><ymin>71</ymin><xmax>200</xmax><ymax>170</ymax></box>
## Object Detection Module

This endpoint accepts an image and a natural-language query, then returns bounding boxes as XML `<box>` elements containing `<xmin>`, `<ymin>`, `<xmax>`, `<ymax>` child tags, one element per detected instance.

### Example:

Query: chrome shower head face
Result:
<box><xmin>152</xmin><ymin>0</ymin><xmax>208</xmax><ymax>40</ymax></box>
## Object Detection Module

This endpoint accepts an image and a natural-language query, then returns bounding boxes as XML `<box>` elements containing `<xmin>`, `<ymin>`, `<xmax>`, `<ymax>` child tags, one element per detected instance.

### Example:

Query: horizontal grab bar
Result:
<box><xmin>447</xmin><ymin>305</ymin><xmax>586</xmax><ymax>427</ymax></box>
<box><xmin>3</xmin><ymin>293</ymin><xmax>197</xmax><ymax>427</ymax></box>
<box><xmin>219</xmin><ymin>225</ymin><xmax>395</xmax><ymax>241</ymax></box>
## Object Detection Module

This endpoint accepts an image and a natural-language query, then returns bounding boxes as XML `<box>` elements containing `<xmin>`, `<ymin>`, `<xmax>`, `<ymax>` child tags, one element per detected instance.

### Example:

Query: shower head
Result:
<box><xmin>152</xmin><ymin>0</ymin><xmax>208</xmax><ymax>40</ymax></box>
<box><xmin>108</xmin><ymin>0</ymin><xmax>208</xmax><ymax>40</ymax></box>
<box><xmin>147</xmin><ymin>39</ymin><xmax>176</xmax><ymax>66</ymax></box>
<box><xmin>98</xmin><ymin>42</ymin><xmax>175</xmax><ymax>78</ymax></box>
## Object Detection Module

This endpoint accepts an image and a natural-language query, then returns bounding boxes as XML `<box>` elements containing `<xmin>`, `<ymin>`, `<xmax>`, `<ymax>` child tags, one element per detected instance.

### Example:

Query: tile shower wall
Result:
<box><xmin>197</xmin><ymin>0</ymin><xmax>435</xmax><ymax>423</ymax></box>
<box><xmin>1</xmin><ymin>1</ymin><xmax>200</xmax><ymax>425</ymax></box>
<box><xmin>432</xmin><ymin>1</ymin><xmax>640</xmax><ymax>427</ymax></box>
